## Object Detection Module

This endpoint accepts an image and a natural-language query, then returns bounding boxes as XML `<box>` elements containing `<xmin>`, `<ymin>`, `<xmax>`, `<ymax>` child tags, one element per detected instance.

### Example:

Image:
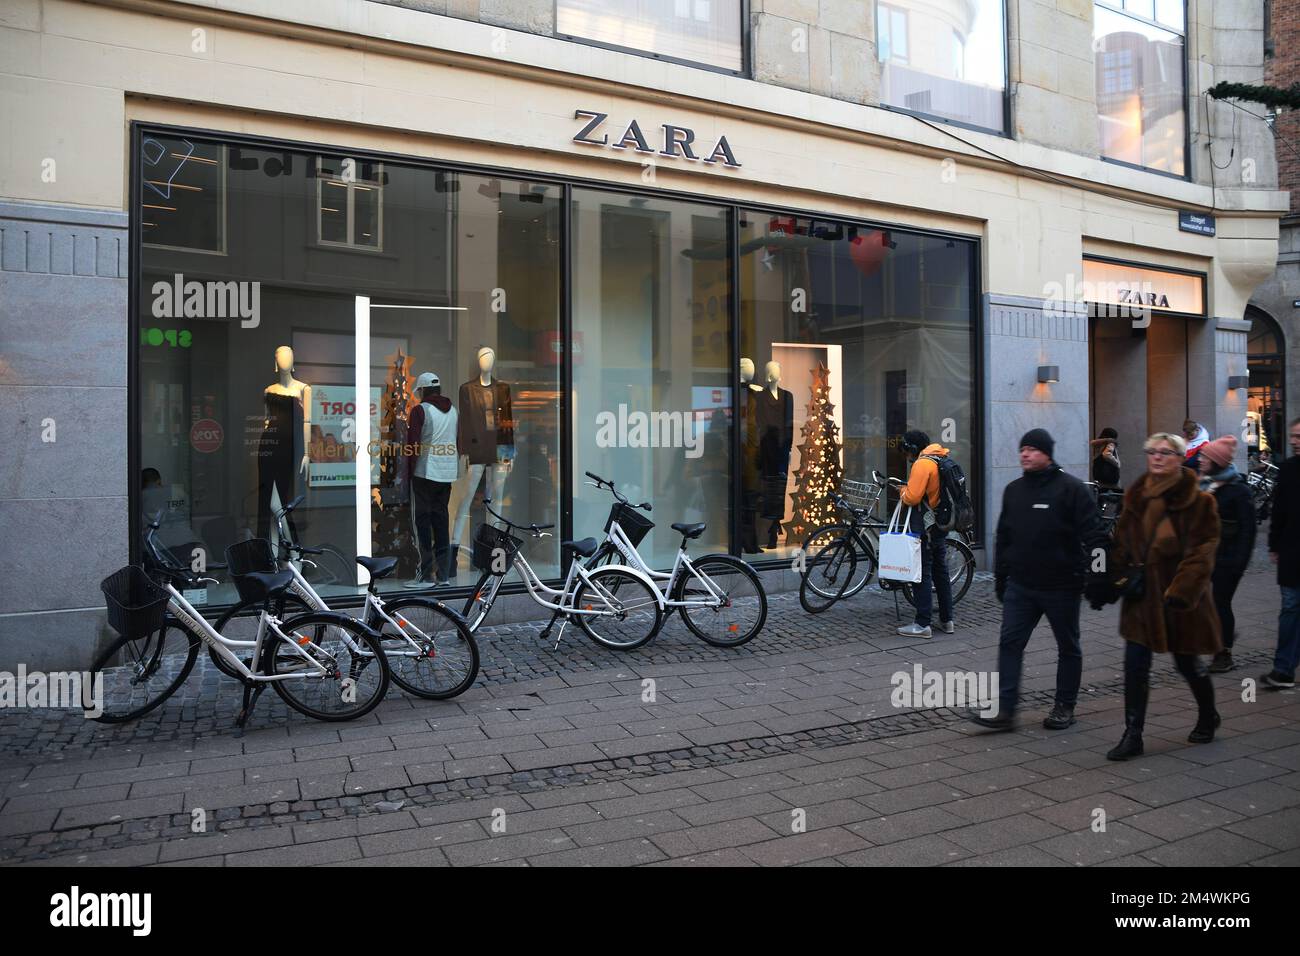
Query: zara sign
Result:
<box><xmin>572</xmin><ymin>109</ymin><xmax>741</xmax><ymax>168</ymax></box>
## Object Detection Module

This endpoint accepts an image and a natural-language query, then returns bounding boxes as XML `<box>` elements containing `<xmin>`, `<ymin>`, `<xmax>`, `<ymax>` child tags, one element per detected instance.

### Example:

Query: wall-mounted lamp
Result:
<box><xmin>1037</xmin><ymin>365</ymin><xmax>1060</xmax><ymax>384</ymax></box>
<box><xmin>1228</xmin><ymin>375</ymin><xmax>1249</xmax><ymax>390</ymax></box>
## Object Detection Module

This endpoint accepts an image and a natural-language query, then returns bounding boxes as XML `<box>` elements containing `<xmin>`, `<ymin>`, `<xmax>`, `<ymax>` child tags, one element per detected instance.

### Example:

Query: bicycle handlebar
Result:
<box><xmin>584</xmin><ymin>472</ymin><xmax>651</xmax><ymax>511</ymax></box>
<box><xmin>482</xmin><ymin>498</ymin><xmax>554</xmax><ymax>536</ymax></box>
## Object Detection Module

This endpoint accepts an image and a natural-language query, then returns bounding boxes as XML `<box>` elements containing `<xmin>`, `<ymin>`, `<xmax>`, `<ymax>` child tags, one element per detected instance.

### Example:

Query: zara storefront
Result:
<box><xmin>132</xmin><ymin>122</ymin><xmax>980</xmax><ymax>608</ymax></box>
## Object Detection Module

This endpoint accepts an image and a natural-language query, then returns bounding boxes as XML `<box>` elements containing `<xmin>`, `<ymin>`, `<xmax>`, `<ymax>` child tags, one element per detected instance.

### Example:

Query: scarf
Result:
<box><xmin>1200</xmin><ymin>463</ymin><xmax>1239</xmax><ymax>493</ymax></box>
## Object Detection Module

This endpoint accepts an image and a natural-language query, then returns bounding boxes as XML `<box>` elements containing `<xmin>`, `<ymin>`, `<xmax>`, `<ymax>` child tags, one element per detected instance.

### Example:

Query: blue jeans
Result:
<box><xmin>913</xmin><ymin>526</ymin><xmax>953</xmax><ymax>628</ymax></box>
<box><xmin>996</xmin><ymin>581</ymin><xmax>1083</xmax><ymax>718</ymax></box>
<box><xmin>1277</xmin><ymin>587</ymin><xmax>1300</xmax><ymax>679</ymax></box>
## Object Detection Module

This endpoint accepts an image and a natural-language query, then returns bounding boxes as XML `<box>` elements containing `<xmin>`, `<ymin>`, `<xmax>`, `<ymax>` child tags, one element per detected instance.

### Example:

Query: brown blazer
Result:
<box><xmin>1112</xmin><ymin>467</ymin><xmax>1223</xmax><ymax>655</ymax></box>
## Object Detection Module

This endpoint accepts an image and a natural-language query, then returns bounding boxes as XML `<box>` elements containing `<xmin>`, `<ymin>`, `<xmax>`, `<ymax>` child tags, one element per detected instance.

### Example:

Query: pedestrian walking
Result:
<box><xmin>972</xmin><ymin>428</ymin><xmax>1109</xmax><ymax>731</ymax></box>
<box><xmin>1090</xmin><ymin>426</ymin><xmax>1122</xmax><ymax>490</ymax></box>
<box><xmin>1197</xmin><ymin>435</ymin><xmax>1255</xmax><ymax>673</ymax></box>
<box><xmin>895</xmin><ymin>430</ymin><xmax>954</xmax><ymax>638</ymax></box>
<box><xmin>1263</xmin><ymin>417</ymin><xmax>1300</xmax><ymax>689</ymax></box>
<box><xmin>1105</xmin><ymin>432</ymin><xmax>1222</xmax><ymax>761</ymax></box>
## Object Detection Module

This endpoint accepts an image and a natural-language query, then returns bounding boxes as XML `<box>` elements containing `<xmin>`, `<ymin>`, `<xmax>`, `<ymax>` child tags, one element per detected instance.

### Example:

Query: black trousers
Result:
<box><xmin>411</xmin><ymin>477</ymin><xmax>452</xmax><ymax>581</ymax></box>
<box><xmin>256</xmin><ymin>432</ymin><xmax>298</xmax><ymax>542</ymax></box>
<box><xmin>1211</xmin><ymin>565</ymin><xmax>1244</xmax><ymax>650</ymax></box>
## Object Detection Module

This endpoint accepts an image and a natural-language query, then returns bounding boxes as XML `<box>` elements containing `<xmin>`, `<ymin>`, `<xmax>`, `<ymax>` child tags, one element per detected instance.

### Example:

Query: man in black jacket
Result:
<box><xmin>1264</xmin><ymin>417</ymin><xmax>1300</xmax><ymax>689</ymax></box>
<box><xmin>972</xmin><ymin>428</ymin><xmax>1109</xmax><ymax>731</ymax></box>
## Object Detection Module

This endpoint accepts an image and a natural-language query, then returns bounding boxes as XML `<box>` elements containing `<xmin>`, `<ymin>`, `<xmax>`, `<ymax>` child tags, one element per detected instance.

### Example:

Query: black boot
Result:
<box><xmin>1187</xmin><ymin>671</ymin><xmax>1221</xmax><ymax>744</ymax></box>
<box><xmin>1107</xmin><ymin>669</ymin><xmax>1148</xmax><ymax>761</ymax></box>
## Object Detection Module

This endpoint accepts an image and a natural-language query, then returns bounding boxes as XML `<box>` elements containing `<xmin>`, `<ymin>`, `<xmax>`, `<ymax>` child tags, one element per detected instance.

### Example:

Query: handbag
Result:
<box><xmin>878</xmin><ymin>499</ymin><xmax>923</xmax><ymax>583</ymax></box>
<box><xmin>1110</xmin><ymin>508</ymin><xmax>1183</xmax><ymax>602</ymax></box>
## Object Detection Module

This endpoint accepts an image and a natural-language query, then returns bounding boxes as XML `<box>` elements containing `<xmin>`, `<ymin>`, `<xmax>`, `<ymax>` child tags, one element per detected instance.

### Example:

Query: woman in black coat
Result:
<box><xmin>1198</xmin><ymin>436</ymin><xmax>1256</xmax><ymax>672</ymax></box>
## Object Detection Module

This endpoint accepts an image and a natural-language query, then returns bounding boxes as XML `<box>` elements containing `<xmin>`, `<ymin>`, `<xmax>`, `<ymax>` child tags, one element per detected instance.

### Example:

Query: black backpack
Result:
<box><xmin>922</xmin><ymin>454</ymin><xmax>975</xmax><ymax>533</ymax></box>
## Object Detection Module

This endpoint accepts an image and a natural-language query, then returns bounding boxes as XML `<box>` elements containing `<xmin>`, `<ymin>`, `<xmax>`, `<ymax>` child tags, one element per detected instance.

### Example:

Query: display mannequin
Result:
<box><xmin>754</xmin><ymin>360</ymin><xmax>793</xmax><ymax>549</ymax></box>
<box><xmin>739</xmin><ymin>357</ymin><xmax>764</xmax><ymax>554</ymax></box>
<box><xmin>257</xmin><ymin>346</ymin><xmax>311</xmax><ymax>545</ymax></box>
<box><xmin>403</xmin><ymin>371</ymin><xmax>458</xmax><ymax>588</ymax></box>
<box><xmin>450</xmin><ymin>346</ymin><xmax>515</xmax><ymax>576</ymax></box>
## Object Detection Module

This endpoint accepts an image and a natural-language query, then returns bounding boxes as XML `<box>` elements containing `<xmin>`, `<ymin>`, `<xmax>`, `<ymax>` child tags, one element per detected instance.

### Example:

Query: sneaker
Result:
<box><xmin>939</xmin><ymin>620</ymin><xmax>955</xmax><ymax>634</ymax></box>
<box><xmin>436</xmin><ymin>578</ymin><xmax>451</xmax><ymax>588</ymax></box>
<box><xmin>1208</xmin><ymin>651</ymin><xmax>1235</xmax><ymax>673</ymax></box>
<box><xmin>897</xmin><ymin>623</ymin><xmax>932</xmax><ymax>638</ymax></box>
<box><xmin>968</xmin><ymin>709</ymin><xmax>1014</xmax><ymax>732</ymax></box>
<box><xmin>402</xmin><ymin>577</ymin><xmax>429</xmax><ymax>590</ymax></box>
<box><xmin>1261</xmin><ymin>670</ymin><xmax>1296</xmax><ymax>690</ymax></box>
<box><xmin>1043</xmin><ymin>704</ymin><xmax>1076</xmax><ymax>730</ymax></box>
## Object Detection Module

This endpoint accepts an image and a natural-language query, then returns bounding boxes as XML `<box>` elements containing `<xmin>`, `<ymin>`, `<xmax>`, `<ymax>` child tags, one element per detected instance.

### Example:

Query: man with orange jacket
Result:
<box><xmin>897</xmin><ymin>429</ymin><xmax>954</xmax><ymax>638</ymax></box>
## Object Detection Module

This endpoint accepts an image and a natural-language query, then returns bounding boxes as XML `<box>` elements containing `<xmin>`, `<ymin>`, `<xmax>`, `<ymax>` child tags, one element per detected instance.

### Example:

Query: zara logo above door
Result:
<box><xmin>572</xmin><ymin>110</ymin><xmax>742</xmax><ymax>168</ymax></box>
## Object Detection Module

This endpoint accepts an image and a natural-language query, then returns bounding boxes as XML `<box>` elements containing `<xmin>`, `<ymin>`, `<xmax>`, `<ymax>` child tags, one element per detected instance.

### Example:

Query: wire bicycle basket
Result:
<box><xmin>841</xmin><ymin>479</ymin><xmax>883</xmax><ymax>514</ymax></box>
<box><xmin>101</xmin><ymin>565</ymin><xmax>169</xmax><ymax>638</ymax></box>
<box><xmin>604</xmin><ymin>501</ymin><xmax>655</xmax><ymax>547</ymax></box>
<box><xmin>473</xmin><ymin>523</ymin><xmax>523</xmax><ymax>574</ymax></box>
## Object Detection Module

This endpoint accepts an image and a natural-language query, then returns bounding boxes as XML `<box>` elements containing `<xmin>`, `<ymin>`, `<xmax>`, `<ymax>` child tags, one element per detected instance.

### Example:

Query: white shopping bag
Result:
<box><xmin>877</xmin><ymin>499</ymin><xmax>922</xmax><ymax>583</ymax></box>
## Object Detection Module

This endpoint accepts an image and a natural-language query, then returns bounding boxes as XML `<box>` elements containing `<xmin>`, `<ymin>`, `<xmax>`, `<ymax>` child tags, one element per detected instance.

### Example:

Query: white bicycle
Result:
<box><xmin>580</xmin><ymin>472</ymin><xmax>767</xmax><ymax>647</ymax></box>
<box><xmin>460</xmin><ymin>498</ymin><xmax>666</xmax><ymax>650</ymax></box>
<box><xmin>91</xmin><ymin>517</ymin><xmax>390</xmax><ymax>727</ymax></box>
<box><xmin>211</xmin><ymin>496</ymin><xmax>478</xmax><ymax>700</ymax></box>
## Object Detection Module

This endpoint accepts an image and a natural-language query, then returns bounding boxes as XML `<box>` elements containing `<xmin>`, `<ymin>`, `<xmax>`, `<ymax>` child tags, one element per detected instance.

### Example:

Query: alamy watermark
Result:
<box><xmin>1042</xmin><ymin>276</ymin><xmax>1164</xmax><ymax>328</ymax></box>
<box><xmin>891</xmin><ymin>664</ymin><xmax>999</xmax><ymax>718</ymax></box>
<box><xmin>151</xmin><ymin>273</ymin><xmax>260</xmax><ymax>328</ymax></box>
<box><xmin>595</xmin><ymin>404</ymin><xmax>703</xmax><ymax>459</ymax></box>
<box><xmin>0</xmin><ymin>664</ymin><xmax>103</xmax><ymax>719</ymax></box>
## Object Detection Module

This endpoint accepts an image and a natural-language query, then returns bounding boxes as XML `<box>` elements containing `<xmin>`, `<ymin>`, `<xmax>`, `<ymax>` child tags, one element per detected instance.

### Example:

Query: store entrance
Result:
<box><xmin>1089</xmin><ymin>315</ymin><xmax>1148</xmax><ymax>488</ymax></box>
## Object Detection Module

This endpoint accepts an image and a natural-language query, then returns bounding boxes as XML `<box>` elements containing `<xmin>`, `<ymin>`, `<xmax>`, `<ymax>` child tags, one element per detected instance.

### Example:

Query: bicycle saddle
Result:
<box><xmin>561</xmin><ymin>537</ymin><xmax>598</xmax><ymax>558</ymax></box>
<box><xmin>238</xmin><ymin>569</ymin><xmax>297</xmax><ymax>602</ymax></box>
<box><xmin>671</xmin><ymin>522</ymin><xmax>706</xmax><ymax>539</ymax></box>
<box><xmin>355</xmin><ymin>556</ymin><xmax>398</xmax><ymax>580</ymax></box>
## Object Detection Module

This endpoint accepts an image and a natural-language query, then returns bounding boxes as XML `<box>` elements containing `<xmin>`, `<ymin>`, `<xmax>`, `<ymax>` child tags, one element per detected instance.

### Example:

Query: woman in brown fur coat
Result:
<box><xmin>1106</xmin><ymin>432</ymin><xmax>1223</xmax><ymax>760</ymax></box>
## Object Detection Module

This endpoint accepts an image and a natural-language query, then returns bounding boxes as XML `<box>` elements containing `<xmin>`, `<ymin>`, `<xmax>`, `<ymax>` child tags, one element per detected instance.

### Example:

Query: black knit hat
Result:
<box><xmin>902</xmin><ymin>429</ymin><xmax>930</xmax><ymax>453</ymax></box>
<box><xmin>1019</xmin><ymin>428</ymin><xmax>1055</xmax><ymax>459</ymax></box>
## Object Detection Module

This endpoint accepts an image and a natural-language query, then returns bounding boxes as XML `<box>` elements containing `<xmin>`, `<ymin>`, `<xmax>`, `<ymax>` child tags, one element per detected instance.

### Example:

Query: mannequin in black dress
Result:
<box><xmin>257</xmin><ymin>346</ymin><xmax>312</xmax><ymax>543</ymax></box>
<box><xmin>754</xmin><ymin>360</ymin><xmax>794</xmax><ymax>549</ymax></box>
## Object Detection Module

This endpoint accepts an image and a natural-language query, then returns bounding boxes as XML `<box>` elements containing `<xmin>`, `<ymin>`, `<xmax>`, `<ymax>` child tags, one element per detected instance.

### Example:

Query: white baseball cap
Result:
<box><xmin>414</xmin><ymin>372</ymin><xmax>440</xmax><ymax>390</ymax></box>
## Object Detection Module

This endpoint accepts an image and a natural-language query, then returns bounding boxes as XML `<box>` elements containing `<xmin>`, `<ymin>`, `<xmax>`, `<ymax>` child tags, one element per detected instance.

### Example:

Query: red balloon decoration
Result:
<box><xmin>849</xmin><ymin>230</ymin><xmax>889</xmax><ymax>276</ymax></box>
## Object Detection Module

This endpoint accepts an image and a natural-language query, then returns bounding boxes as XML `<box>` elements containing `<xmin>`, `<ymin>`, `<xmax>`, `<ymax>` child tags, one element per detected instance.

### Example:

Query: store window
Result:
<box><xmin>1246</xmin><ymin>306</ymin><xmax>1286</xmax><ymax>462</ymax></box>
<box><xmin>556</xmin><ymin>0</ymin><xmax>744</xmax><ymax>73</ymax></box>
<box><xmin>876</xmin><ymin>0</ymin><xmax>1007</xmax><ymax>134</ymax></box>
<box><xmin>737</xmin><ymin>212</ymin><xmax>977</xmax><ymax>559</ymax></box>
<box><xmin>570</xmin><ymin>189</ymin><xmax>733</xmax><ymax>569</ymax></box>
<box><xmin>1094</xmin><ymin>0</ymin><xmax>1187</xmax><ymax>176</ymax></box>
<box><xmin>141</xmin><ymin>136</ymin><xmax>225</xmax><ymax>253</ymax></box>
<box><xmin>137</xmin><ymin>132</ymin><xmax>562</xmax><ymax>606</ymax></box>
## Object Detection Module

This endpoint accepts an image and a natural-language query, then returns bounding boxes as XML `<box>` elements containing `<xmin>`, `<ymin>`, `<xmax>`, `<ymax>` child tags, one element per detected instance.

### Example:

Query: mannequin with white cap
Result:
<box><xmin>450</xmin><ymin>346</ymin><xmax>514</xmax><ymax>576</ymax></box>
<box><xmin>402</xmin><ymin>371</ymin><xmax>458</xmax><ymax>588</ymax></box>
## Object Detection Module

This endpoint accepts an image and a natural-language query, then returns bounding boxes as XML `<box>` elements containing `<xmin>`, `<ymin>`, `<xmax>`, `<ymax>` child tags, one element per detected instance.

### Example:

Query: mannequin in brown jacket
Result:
<box><xmin>1106</xmin><ymin>432</ymin><xmax>1222</xmax><ymax>761</ymax></box>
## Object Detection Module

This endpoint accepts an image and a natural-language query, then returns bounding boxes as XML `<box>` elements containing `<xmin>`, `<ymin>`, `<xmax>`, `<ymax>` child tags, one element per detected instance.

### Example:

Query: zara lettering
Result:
<box><xmin>572</xmin><ymin>110</ymin><xmax>741</xmax><ymax>168</ymax></box>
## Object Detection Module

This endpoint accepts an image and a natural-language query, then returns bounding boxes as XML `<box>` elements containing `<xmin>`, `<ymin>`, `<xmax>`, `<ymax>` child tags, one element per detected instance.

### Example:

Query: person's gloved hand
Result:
<box><xmin>1084</xmin><ymin>574</ymin><xmax>1113</xmax><ymax>610</ymax></box>
<box><xmin>1164</xmin><ymin>591</ymin><xmax>1191</xmax><ymax>612</ymax></box>
<box><xmin>995</xmin><ymin>576</ymin><xmax>1007</xmax><ymax>603</ymax></box>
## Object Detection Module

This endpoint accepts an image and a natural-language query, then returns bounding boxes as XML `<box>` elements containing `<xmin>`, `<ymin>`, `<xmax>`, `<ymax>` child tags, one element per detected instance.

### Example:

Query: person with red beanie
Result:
<box><xmin>1197</xmin><ymin>435</ymin><xmax>1256</xmax><ymax>672</ymax></box>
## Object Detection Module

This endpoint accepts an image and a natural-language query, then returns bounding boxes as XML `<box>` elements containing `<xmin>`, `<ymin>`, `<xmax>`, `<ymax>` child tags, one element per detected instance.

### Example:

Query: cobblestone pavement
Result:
<box><xmin>1</xmin><ymin>554</ymin><xmax>1297</xmax><ymax>867</ymax></box>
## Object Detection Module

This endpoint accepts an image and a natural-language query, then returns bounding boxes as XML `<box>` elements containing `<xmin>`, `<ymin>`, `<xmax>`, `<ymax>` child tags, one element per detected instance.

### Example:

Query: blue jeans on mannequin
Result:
<box><xmin>913</xmin><ymin>525</ymin><xmax>953</xmax><ymax>628</ymax></box>
<box><xmin>995</xmin><ymin>581</ymin><xmax>1082</xmax><ymax>719</ymax></box>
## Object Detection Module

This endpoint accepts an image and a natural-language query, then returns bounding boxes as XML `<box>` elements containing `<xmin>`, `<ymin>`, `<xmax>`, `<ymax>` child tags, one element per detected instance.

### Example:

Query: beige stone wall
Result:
<box><xmin>0</xmin><ymin>0</ymin><xmax>1286</xmax><ymax>319</ymax></box>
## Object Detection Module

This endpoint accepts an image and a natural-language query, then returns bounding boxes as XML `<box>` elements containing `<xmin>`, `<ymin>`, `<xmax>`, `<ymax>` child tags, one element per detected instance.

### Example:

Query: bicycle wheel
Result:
<box><xmin>268</xmin><ymin>612</ymin><xmax>391</xmax><ymax>721</ymax></box>
<box><xmin>902</xmin><ymin>536</ymin><xmax>976</xmax><ymax>608</ymax></box>
<box><xmin>376</xmin><ymin>598</ymin><xmax>480</xmax><ymax>700</ymax></box>
<box><xmin>461</xmin><ymin>571</ymin><xmax>505</xmax><ymax>633</ymax></box>
<box><xmin>89</xmin><ymin>622</ymin><xmax>200</xmax><ymax>723</ymax></box>
<box><xmin>842</xmin><ymin>532</ymin><xmax>879</xmax><ymax>598</ymax></box>
<box><xmin>675</xmin><ymin>555</ymin><xmax>767</xmax><ymax>647</ymax></box>
<box><xmin>574</xmin><ymin>567</ymin><xmax>662</xmax><ymax>650</ymax></box>
<box><xmin>799</xmin><ymin>526</ymin><xmax>857</xmax><ymax>613</ymax></box>
<box><xmin>212</xmin><ymin>594</ymin><xmax>311</xmax><ymax>680</ymax></box>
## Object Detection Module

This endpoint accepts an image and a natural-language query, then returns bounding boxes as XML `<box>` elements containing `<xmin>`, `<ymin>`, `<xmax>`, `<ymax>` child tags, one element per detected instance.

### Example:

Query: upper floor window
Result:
<box><xmin>316</xmin><ymin>157</ymin><xmax>384</xmax><ymax>251</ymax></box>
<box><xmin>875</xmin><ymin>0</ymin><xmax>1007</xmax><ymax>135</ymax></box>
<box><xmin>1094</xmin><ymin>0</ymin><xmax>1187</xmax><ymax>176</ymax></box>
<box><xmin>556</xmin><ymin>0</ymin><xmax>744</xmax><ymax>74</ymax></box>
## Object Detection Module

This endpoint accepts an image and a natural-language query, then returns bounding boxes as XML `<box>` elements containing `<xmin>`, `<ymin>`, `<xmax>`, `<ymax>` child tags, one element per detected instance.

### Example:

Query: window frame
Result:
<box><xmin>315</xmin><ymin>157</ymin><xmax>385</xmax><ymax>252</ymax></box>
<box><xmin>873</xmin><ymin>0</ymin><xmax>1011</xmax><ymax>138</ymax></box>
<box><xmin>553</xmin><ymin>0</ymin><xmax>750</xmax><ymax>78</ymax></box>
<box><xmin>141</xmin><ymin>138</ymin><xmax>228</xmax><ymax>256</ymax></box>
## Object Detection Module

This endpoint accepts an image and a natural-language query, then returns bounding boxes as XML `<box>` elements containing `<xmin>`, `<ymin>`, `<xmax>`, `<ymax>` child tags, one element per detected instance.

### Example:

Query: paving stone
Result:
<box><xmin>740</xmin><ymin>826</ymin><xmax>872</xmax><ymax>866</ymax></box>
<box><xmin>836</xmin><ymin>834</ymin><xmax>971</xmax><ymax>867</ymax></box>
<box><xmin>1034</xmin><ymin>822</ymin><xmax>1165</xmax><ymax>866</ymax></box>
<box><xmin>1141</xmin><ymin>829</ymin><xmax>1276</xmax><ymax>866</ymax></box>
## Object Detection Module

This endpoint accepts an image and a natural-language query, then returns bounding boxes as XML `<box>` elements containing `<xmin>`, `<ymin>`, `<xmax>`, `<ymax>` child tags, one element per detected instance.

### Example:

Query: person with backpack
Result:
<box><xmin>1197</xmin><ymin>435</ymin><xmax>1256</xmax><ymax>673</ymax></box>
<box><xmin>971</xmin><ymin>428</ymin><xmax>1110</xmax><ymax>731</ymax></box>
<box><xmin>896</xmin><ymin>429</ymin><xmax>959</xmax><ymax>638</ymax></box>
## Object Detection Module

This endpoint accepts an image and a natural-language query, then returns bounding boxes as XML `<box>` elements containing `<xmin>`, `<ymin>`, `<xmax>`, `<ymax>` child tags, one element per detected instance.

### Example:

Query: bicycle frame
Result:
<box><xmin>163</xmin><ymin>581</ymin><xmax>333</xmax><ymax>684</ymax></box>
<box><xmin>472</xmin><ymin>545</ymin><xmax>662</xmax><ymax>620</ymax></box>
<box><xmin>599</xmin><ymin>520</ymin><xmax>728</xmax><ymax>610</ymax></box>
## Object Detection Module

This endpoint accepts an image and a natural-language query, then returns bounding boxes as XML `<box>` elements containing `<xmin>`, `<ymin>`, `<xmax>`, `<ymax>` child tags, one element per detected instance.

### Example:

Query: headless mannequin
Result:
<box><xmin>755</xmin><ymin>361</ymin><xmax>793</xmax><ymax>548</ymax></box>
<box><xmin>739</xmin><ymin>357</ymin><xmax>763</xmax><ymax>554</ymax></box>
<box><xmin>257</xmin><ymin>346</ymin><xmax>311</xmax><ymax>549</ymax></box>
<box><xmin>450</xmin><ymin>346</ymin><xmax>514</xmax><ymax>575</ymax></box>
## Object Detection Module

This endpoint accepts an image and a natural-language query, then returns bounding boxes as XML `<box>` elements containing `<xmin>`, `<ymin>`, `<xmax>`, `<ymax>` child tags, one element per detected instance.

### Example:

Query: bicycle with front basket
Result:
<box><xmin>460</xmin><ymin>498</ymin><xmax>666</xmax><ymax>650</ymax></box>
<box><xmin>90</xmin><ymin>514</ymin><xmax>390</xmax><ymax>726</ymax></box>
<box><xmin>579</xmin><ymin>472</ymin><xmax>767</xmax><ymax>647</ymax></box>
<box><xmin>212</xmin><ymin>495</ymin><xmax>479</xmax><ymax>701</ymax></box>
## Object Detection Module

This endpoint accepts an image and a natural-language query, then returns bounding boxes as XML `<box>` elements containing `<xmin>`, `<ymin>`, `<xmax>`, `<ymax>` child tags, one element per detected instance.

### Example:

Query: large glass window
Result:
<box><xmin>557</xmin><ymin>0</ymin><xmax>744</xmax><ymax>73</ymax></box>
<box><xmin>137</xmin><ymin>132</ymin><xmax>562</xmax><ymax>606</ymax></box>
<box><xmin>737</xmin><ymin>213</ymin><xmax>976</xmax><ymax>559</ymax></box>
<box><xmin>876</xmin><ymin>0</ymin><xmax>1007</xmax><ymax>133</ymax></box>
<box><xmin>571</xmin><ymin>189</ymin><xmax>733</xmax><ymax>569</ymax></box>
<box><xmin>1094</xmin><ymin>1</ymin><xmax>1187</xmax><ymax>175</ymax></box>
